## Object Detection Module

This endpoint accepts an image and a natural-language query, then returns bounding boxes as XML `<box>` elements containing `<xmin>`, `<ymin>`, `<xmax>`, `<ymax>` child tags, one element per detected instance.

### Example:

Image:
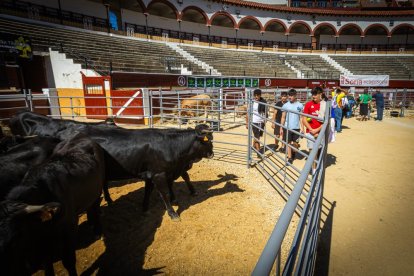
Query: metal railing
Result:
<box><xmin>0</xmin><ymin>88</ymin><xmax>412</xmax><ymax>275</ymax></box>
<box><xmin>250</xmin><ymin>98</ymin><xmax>331</xmax><ymax>276</ymax></box>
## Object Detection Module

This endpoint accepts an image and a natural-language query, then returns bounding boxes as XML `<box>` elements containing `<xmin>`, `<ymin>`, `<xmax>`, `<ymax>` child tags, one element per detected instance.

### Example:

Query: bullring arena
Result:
<box><xmin>1</xmin><ymin>0</ymin><xmax>414</xmax><ymax>275</ymax></box>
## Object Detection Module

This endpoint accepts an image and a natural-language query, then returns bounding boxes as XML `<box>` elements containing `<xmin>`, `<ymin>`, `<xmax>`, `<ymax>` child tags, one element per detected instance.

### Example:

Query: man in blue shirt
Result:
<box><xmin>280</xmin><ymin>89</ymin><xmax>304</xmax><ymax>164</ymax></box>
<box><xmin>372</xmin><ymin>90</ymin><xmax>385</xmax><ymax>121</ymax></box>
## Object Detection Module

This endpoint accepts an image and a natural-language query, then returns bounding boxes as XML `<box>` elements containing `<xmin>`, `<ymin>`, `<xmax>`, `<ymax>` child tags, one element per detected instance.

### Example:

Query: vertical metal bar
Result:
<box><xmin>218</xmin><ymin>88</ymin><xmax>223</xmax><ymax>131</ymax></box>
<box><xmin>70</xmin><ymin>96</ymin><xmax>74</xmax><ymax>119</ymax></box>
<box><xmin>178</xmin><ymin>90</ymin><xmax>181</xmax><ymax>129</ymax></box>
<box><xmin>400</xmin><ymin>88</ymin><xmax>407</xmax><ymax>117</ymax></box>
<box><xmin>23</xmin><ymin>89</ymin><xmax>29</xmax><ymax>109</ymax></box>
<box><xmin>247</xmin><ymin>89</ymin><xmax>253</xmax><ymax>168</ymax></box>
<box><xmin>160</xmin><ymin>88</ymin><xmax>164</xmax><ymax>124</ymax></box>
<box><xmin>149</xmin><ymin>89</ymin><xmax>153</xmax><ymax>128</ymax></box>
<box><xmin>28</xmin><ymin>89</ymin><xmax>33</xmax><ymax>111</ymax></box>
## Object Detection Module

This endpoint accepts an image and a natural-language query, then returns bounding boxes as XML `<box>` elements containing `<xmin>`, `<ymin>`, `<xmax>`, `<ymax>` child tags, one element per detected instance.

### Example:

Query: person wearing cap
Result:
<box><xmin>279</xmin><ymin>89</ymin><xmax>304</xmax><ymax>165</ymax></box>
<box><xmin>246</xmin><ymin>89</ymin><xmax>268</xmax><ymax>158</ymax></box>
<box><xmin>302</xmin><ymin>87</ymin><xmax>324</xmax><ymax>174</ymax></box>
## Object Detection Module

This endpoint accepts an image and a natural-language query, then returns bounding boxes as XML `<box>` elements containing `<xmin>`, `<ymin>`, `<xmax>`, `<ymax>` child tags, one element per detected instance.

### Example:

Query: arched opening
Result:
<box><xmin>364</xmin><ymin>24</ymin><xmax>390</xmax><ymax>50</ymax></box>
<box><xmin>210</xmin><ymin>12</ymin><xmax>236</xmax><ymax>28</ymax></box>
<box><xmin>147</xmin><ymin>0</ymin><xmax>178</xmax><ymax>19</ymax></box>
<box><xmin>390</xmin><ymin>24</ymin><xmax>414</xmax><ymax>49</ymax></box>
<box><xmin>238</xmin><ymin>16</ymin><xmax>262</xmax><ymax>31</ymax></box>
<box><xmin>120</xmin><ymin>0</ymin><xmax>145</xmax><ymax>12</ymax></box>
<box><xmin>263</xmin><ymin>20</ymin><xmax>287</xmax><ymax>47</ymax></box>
<box><xmin>180</xmin><ymin>6</ymin><xmax>209</xmax><ymax>42</ymax></box>
<box><xmin>287</xmin><ymin>21</ymin><xmax>311</xmax><ymax>49</ymax></box>
<box><xmin>312</xmin><ymin>23</ymin><xmax>338</xmax><ymax>50</ymax></box>
<box><xmin>181</xmin><ymin>6</ymin><xmax>208</xmax><ymax>24</ymax></box>
<box><xmin>337</xmin><ymin>24</ymin><xmax>363</xmax><ymax>50</ymax></box>
<box><xmin>209</xmin><ymin>12</ymin><xmax>237</xmax><ymax>45</ymax></box>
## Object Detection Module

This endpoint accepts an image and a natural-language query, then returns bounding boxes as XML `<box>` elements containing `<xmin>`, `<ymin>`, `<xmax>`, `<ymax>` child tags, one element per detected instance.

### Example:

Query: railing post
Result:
<box><xmin>149</xmin><ymin>89</ymin><xmax>153</xmax><ymax>128</ymax></box>
<box><xmin>400</xmin><ymin>88</ymin><xmax>407</xmax><ymax>117</ymax></box>
<box><xmin>28</xmin><ymin>89</ymin><xmax>33</xmax><ymax>111</ymax></box>
<box><xmin>247</xmin><ymin>89</ymin><xmax>253</xmax><ymax>168</ymax></box>
<box><xmin>178</xmin><ymin>90</ymin><xmax>181</xmax><ymax>128</ymax></box>
<box><xmin>23</xmin><ymin>89</ymin><xmax>29</xmax><ymax>110</ymax></box>
<box><xmin>68</xmin><ymin>96</ymin><xmax>74</xmax><ymax>119</ymax></box>
<box><xmin>159</xmin><ymin>88</ymin><xmax>164</xmax><ymax>124</ymax></box>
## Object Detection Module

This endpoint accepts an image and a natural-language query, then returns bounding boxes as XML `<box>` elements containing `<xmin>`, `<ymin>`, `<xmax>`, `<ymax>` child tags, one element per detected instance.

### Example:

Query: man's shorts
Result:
<box><xmin>305</xmin><ymin>132</ymin><xmax>316</xmax><ymax>149</ymax></box>
<box><xmin>253</xmin><ymin>122</ymin><xmax>264</xmax><ymax>139</ymax></box>
<box><xmin>273</xmin><ymin>123</ymin><xmax>281</xmax><ymax>137</ymax></box>
<box><xmin>286</xmin><ymin>129</ymin><xmax>301</xmax><ymax>144</ymax></box>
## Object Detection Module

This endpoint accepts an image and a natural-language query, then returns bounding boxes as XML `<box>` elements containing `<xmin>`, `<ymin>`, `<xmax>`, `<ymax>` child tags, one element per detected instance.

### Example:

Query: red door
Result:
<box><xmin>82</xmin><ymin>74</ymin><xmax>109</xmax><ymax>119</ymax></box>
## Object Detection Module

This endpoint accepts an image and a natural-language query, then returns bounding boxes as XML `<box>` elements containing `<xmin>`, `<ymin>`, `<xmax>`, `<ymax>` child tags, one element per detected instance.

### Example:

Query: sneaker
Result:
<box><xmin>287</xmin><ymin>158</ymin><xmax>293</xmax><ymax>164</ymax></box>
<box><xmin>279</xmin><ymin>147</ymin><xmax>286</xmax><ymax>152</ymax></box>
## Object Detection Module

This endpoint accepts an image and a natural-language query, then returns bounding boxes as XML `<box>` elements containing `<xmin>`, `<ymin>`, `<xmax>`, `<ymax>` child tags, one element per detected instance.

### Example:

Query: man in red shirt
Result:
<box><xmin>302</xmin><ymin>87</ymin><xmax>324</xmax><ymax>174</ymax></box>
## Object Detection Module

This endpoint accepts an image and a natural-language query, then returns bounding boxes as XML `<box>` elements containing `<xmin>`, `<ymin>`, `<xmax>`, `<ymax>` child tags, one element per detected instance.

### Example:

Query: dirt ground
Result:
<box><xmin>45</xmin><ymin>114</ymin><xmax>414</xmax><ymax>275</ymax></box>
<box><xmin>317</xmin><ymin>116</ymin><xmax>414</xmax><ymax>276</ymax></box>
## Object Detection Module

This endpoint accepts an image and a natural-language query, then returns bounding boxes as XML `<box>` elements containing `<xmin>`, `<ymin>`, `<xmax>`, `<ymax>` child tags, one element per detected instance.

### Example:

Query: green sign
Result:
<box><xmin>222</xmin><ymin>78</ymin><xmax>229</xmax><ymax>87</ymax></box>
<box><xmin>188</xmin><ymin>77</ymin><xmax>196</xmax><ymax>88</ymax></box>
<box><xmin>196</xmin><ymin>78</ymin><xmax>205</xmax><ymax>88</ymax></box>
<box><xmin>206</xmin><ymin>78</ymin><xmax>213</xmax><ymax>87</ymax></box>
<box><xmin>185</xmin><ymin>76</ymin><xmax>259</xmax><ymax>88</ymax></box>
<box><xmin>214</xmin><ymin>78</ymin><xmax>222</xmax><ymax>87</ymax></box>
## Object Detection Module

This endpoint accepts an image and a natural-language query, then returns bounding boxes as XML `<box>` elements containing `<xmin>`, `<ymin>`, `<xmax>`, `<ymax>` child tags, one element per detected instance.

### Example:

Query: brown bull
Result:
<box><xmin>180</xmin><ymin>94</ymin><xmax>211</xmax><ymax>121</ymax></box>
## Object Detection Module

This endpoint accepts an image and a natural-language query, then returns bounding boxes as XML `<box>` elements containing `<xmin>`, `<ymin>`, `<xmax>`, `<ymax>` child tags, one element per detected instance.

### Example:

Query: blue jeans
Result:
<box><xmin>377</xmin><ymin>106</ymin><xmax>384</xmax><ymax>121</ymax></box>
<box><xmin>334</xmin><ymin>108</ymin><xmax>342</xmax><ymax>132</ymax></box>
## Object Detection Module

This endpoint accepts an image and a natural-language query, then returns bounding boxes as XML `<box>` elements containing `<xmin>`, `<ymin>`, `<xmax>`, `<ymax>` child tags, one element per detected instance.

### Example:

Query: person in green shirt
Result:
<box><xmin>359</xmin><ymin>89</ymin><xmax>372</xmax><ymax>121</ymax></box>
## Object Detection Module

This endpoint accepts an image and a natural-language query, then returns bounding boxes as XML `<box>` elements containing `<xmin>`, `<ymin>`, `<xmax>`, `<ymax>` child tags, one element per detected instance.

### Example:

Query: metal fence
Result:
<box><xmin>0</xmin><ymin>88</ymin><xmax>412</xmax><ymax>275</ymax></box>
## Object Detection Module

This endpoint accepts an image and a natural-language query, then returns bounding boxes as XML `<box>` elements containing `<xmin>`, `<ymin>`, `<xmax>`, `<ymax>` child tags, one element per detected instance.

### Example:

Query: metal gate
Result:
<box><xmin>81</xmin><ymin>73</ymin><xmax>109</xmax><ymax>119</ymax></box>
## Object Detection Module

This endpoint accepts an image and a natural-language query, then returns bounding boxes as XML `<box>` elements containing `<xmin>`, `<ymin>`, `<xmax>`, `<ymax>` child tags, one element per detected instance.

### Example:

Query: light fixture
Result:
<box><xmin>389</xmin><ymin>20</ymin><xmax>394</xmax><ymax>27</ymax></box>
<box><xmin>235</xmin><ymin>10</ymin><xmax>240</xmax><ymax>18</ymax></box>
<box><xmin>337</xmin><ymin>20</ymin><xmax>341</xmax><ymax>27</ymax></box>
<box><xmin>177</xmin><ymin>0</ymin><xmax>183</xmax><ymax>4</ymax></box>
<box><xmin>287</xmin><ymin>15</ymin><xmax>292</xmax><ymax>24</ymax></box>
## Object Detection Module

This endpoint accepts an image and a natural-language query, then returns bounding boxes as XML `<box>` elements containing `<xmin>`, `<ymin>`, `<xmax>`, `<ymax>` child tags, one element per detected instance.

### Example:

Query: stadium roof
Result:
<box><xmin>212</xmin><ymin>0</ymin><xmax>414</xmax><ymax>16</ymax></box>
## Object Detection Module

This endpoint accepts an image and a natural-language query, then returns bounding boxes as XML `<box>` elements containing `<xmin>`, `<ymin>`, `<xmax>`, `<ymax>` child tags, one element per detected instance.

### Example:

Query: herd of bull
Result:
<box><xmin>0</xmin><ymin>111</ymin><xmax>214</xmax><ymax>275</ymax></box>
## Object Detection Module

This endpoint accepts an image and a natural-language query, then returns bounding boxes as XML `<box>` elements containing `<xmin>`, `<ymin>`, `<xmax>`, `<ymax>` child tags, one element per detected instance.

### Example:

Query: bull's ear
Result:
<box><xmin>23</xmin><ymin>202</ymin><xmax>61</xmax><ymax>222</ymax></box>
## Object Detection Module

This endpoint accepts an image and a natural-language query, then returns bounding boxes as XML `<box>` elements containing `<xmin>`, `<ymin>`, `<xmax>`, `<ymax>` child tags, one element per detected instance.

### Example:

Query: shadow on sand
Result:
<box><xmin>314</xmin><ymin>200</ymin><xmax>336</xmax><ymax>276</ymax></box>
<box><xmin>77</xmin><ymin>173</ymin><xmax>243</xmax><ymax>275</ymax></box>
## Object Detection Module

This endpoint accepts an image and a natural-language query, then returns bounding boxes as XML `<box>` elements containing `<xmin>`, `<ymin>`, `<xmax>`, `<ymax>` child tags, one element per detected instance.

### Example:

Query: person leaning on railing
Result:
<box><xmin>302</xmin><ymin>87</ymin><xmax>324</xmax><ymax>175</ymax></box>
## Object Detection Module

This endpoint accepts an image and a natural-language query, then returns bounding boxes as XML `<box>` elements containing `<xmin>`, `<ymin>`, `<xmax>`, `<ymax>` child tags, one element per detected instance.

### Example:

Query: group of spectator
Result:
<box><xmin>248</xmin><ymin>86</ymin><xmax>385</xmax><ymax>169</ymax></box>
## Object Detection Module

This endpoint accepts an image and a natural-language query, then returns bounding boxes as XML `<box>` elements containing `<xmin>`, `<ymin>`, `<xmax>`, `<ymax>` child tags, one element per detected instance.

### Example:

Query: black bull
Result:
<box><xmin>9</xmin><ymin>112</ymin><xmax>214</xmax><ymax>221</ymax></box>
<box><xmin>0</xmin><ymin>133</ymin><xmax>104</xmax><ymax>275</ymax></box>
<box><xmin>0</xmin><ymin>136</ymin><xmax>61</xmax><ymax>199</ymax></box>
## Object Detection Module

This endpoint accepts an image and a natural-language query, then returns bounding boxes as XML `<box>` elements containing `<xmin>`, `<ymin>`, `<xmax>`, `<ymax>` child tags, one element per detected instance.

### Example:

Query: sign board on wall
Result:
<box><xmin>0</xmin><ymin>33</ymin><xmax>32</xmax><ymax>59</ymax></box>
<box><xmin>340</xmin><ymin>75</ymin><xmax>389</xmax><ymax>87</ymax></box>
<box><xmin>186</xmin><ymin>77</ymin><xmax>258</xmax><ymax>88</ymax></box>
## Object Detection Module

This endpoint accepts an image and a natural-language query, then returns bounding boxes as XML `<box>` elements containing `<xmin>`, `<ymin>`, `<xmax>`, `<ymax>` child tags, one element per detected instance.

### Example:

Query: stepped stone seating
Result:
<box><xmin>280</xmin><ymin>55</ymin><xmax>341</xmax><ymax>79</ymax></box>
<box><xmin>180</xmin><ymin>45</ymin><xmax>296</xmax><ymax>78</ymax></box>
<box><xmin>330</xmin><ymin>56</ymin><xmax>413</xmax><ymax>80</ymax></box>
<box><xmin>0</xmin><ymin>18</ymin><xmax>206</xmax><ymax>75</ymax></box>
